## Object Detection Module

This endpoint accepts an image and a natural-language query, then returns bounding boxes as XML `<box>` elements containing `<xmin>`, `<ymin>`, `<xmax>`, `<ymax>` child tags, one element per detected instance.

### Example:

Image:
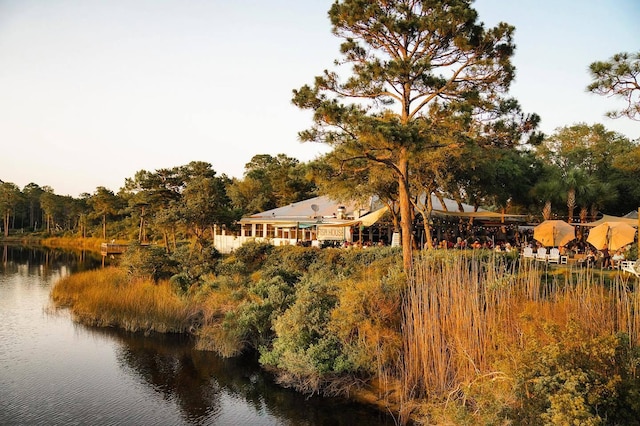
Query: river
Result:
<box><xmin>0</xmin><ymin>245</ymin><xmax>396</xmax><ymax>425</ymax></box>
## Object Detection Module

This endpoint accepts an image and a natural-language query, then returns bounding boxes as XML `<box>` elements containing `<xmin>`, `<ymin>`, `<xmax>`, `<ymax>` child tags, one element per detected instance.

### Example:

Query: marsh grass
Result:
<box><xmin>42</xmin><ymin>236</ymin><xmax>109</xmax><ymax>252</ymax></box>
<box><xmin>51</xmin><ymin>267</ymin><xmax>196</xmax><ymax>333</ymax></box>
<box><xmin>401</xmin><ymin>251</ymin><xmax>640</xmax><ymax>422</ymax></box>
<box><xmin>192</xmin><ymin>282</ymin><xmax>251</xmax><ymax>356</ymax></box>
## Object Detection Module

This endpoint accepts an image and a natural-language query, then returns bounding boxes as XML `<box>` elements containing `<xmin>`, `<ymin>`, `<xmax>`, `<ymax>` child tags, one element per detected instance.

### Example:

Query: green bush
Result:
<box><xmin>259</xmin><ymin>273</ymin><xmax>351</xmax><ymax>394</ymax></box>
<box><xmin>229</xmin><ymin>241</ymin><xmax>274</xmax><ymax>271</ymax></box>
<box><xmin>227</xmin><ymin>274</ymin><xmax>299</xmax><ymax>349</ymax></box>
<box><xmin>508</xmin><ymin>322</ymin><xmax>640</xmax><ymax>425</ymax></box>
<box><xmin>212</xmin><ymin>245</ymin><xmax>405</xmax><ymax>396</ymax></box>
<box><xmin>168</xmin><ymin>241</ymin><xmax>220</xmax><ymax>292</ymax></box>
<box><xmin>264</xmin><ymin>245</ymin><xmax>323</xmax><ymax>274</ymax></box>
<box><xmin>118</xmin><ymin>242</ymin><xmax>177</xmax><ymax>282</ymax></box>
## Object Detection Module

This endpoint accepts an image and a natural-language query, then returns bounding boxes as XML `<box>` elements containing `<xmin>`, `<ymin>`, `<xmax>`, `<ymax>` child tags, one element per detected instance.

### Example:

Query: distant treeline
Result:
<box><xmin>2</xmin><ymin>123</ymin><xmax>640</xmax><ymax>246</ymax></box>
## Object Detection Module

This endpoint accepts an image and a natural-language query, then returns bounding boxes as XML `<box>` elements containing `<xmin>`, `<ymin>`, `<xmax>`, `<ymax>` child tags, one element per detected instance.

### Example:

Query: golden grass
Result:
<box><xmin>401</xmin><ymin>252</ymin><xmax>640</xmax><ymax>416</ymax></box>
<box><xmin>41</xmin><ymin>236</ymin><xmax>109</xmax><ymax>252</ymax></box>
<box><xmin>192</xmin><ymin>283</ymin><xmax>250</xmax><ymax>356</ymax></box>
<box><xmin>51</xmin><ymin>267</ymin><xmax>196</xmax><ymax>333</ymax></box>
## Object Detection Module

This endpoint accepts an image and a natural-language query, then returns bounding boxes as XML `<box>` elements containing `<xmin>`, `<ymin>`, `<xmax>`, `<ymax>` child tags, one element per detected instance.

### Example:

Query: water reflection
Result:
<box><xmin>83</xmin><ymin>326</ymin><xmax>396</xmax><ymax>425</ymax></box>
<box><xmin>1</xmin><ymin>243</ymin><xmax>105</xmax><ymax>277</ymax></box>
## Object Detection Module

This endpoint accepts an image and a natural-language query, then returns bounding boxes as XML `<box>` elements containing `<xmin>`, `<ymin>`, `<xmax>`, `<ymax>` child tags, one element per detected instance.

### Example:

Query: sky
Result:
<box><xmin>1</xmin><ymin>0</ymin><xmax>639</xmax><ymax>198</ymax></box>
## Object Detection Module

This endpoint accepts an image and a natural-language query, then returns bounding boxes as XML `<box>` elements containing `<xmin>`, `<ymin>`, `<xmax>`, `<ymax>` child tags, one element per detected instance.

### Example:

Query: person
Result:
<box><xmin>454</xmin><ymin>237</ymin><xmax>464</xmax><ymax>249</ymax></box>
<box><xmin>611</xmin><ymin>249</ymin><xmax>625</xmax><ymax>268</ymax></box>
<box><xmin>600</xmin><ymin>244</ymin><xmax>611</xmax><ymax>269</ymax></box>
<box><xmin>581</xmin><ymin>249</ymin><xmax>597</xmax><ymax>267</ymax></box>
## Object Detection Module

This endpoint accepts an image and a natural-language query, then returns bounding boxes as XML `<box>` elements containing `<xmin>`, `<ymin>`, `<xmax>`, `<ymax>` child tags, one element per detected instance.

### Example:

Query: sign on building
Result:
<box><xmin>317</xmin><ymin>226</ymin><xmax>347</xmax><ymax>241</ymax></box>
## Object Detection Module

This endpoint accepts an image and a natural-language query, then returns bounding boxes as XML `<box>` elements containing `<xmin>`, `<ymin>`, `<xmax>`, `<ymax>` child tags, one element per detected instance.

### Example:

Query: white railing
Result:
<box><xmin>213</xmin><ymin>235</ymin><xmax>301</xmax><ymax>253</ymax></box>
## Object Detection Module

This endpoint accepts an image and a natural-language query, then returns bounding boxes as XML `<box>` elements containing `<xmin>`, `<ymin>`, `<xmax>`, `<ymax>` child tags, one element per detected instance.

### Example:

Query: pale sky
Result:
<box><xmin>1</xmin><ymin>0</ymin><xmax>638</xmax><ymax>197</ymax></box>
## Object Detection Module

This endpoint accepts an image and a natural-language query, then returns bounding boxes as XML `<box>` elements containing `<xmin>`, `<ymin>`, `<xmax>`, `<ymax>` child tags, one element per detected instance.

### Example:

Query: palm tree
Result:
<box><xmin>563</xmin><ymin>168</ymin><xmax>590</xmax><ymax>223</ymax></box>
<box><xmin>532</xmin><ymin>168</ymin><xmax>563</xmax><ymax>220</ymax></box>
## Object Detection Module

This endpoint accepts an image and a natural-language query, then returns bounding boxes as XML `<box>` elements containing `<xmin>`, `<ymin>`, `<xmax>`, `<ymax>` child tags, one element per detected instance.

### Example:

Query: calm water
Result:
<box><xmin>0</xmin><ymin>245</ymin><xmax>396</xmax><ymax>426</ymax></box>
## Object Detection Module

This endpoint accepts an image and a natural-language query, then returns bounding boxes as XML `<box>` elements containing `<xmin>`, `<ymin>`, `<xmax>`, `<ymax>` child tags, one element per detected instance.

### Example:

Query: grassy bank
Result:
<box><xmin>41</xmin><ymin>236</ymin><xmax>107</xmax><ymax>252</ymax></box>
<box><xmin>51</xmin><ymin>267</ymin><xmax>199</xmax><ymax>333</ymax></box>
<box><xmin>50</xmin><ymin>243</ymin><xmax>640</xmax><ymax>425</ymax></box>
<box><xmin>1</xmin><ymin>235</ymin><xmax>112</xmax><ymax>252</ymax></box>
<box><xmin>0</xmin><ymin>234</ymin><xmax>44</xmax><ymax>246</ymax></box>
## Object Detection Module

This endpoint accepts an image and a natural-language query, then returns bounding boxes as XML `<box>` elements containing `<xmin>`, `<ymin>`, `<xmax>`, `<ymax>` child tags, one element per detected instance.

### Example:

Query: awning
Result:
<box><xmin>359</xmin><ymin>206</ymin><xmax>389</xmax><ymax>226</ymax></box>
<box><xmin>319</xmin><ymin>206</ymin><xmax>390</xmax><ymax>228</ymax></box>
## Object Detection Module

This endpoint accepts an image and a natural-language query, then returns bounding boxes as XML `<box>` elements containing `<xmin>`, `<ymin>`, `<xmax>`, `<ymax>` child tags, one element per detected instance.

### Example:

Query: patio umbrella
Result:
<box><xmin>586</xmin><ymin>221</ymin><xmax>637</xmax><ymax>251</ymax></box>
<box><xmin>533</xmin><ymin>220</ymin><xmax>576</xmax><ymax>247</ymax></box>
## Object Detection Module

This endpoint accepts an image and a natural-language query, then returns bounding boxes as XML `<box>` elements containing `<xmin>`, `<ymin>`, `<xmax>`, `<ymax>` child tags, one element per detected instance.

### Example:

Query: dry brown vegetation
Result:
<box><xmin>41</xmin><ymin>236</ymin><xmax>110</xmax><ymax>252</ymax></box>
<box><xmin>400</xmin><ymin>252</ymin><xmax>640</xmax><ymax>424</ymax></box>
<box><xmin>51</xmin><ymin>267</ymin><xmax>198</xmax><ymax>333</ymax></box>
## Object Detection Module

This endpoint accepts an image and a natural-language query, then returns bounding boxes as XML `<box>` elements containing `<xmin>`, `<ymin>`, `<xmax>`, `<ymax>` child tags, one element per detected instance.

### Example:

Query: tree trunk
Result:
<box><xmin>397</xmin><ymin>150</ymin><xmax>413</xmax><ymax>275</ymax></box>
<box><xmin>29</xmin><ymin>201</ymin><xmax>35</xmax><ymax>229</ymax></box>
<box><xmin>138</xmin><ymin>206</ymin><xmax>145</xmax><ymax>243</ymax></box>
<box><xmin>567</xmin><ymin>188</ymin><xmax>576</xmax><ymax>223</ymax></box>
<box><xmin>163</xmin><ymin>231</ymin><xmax>170</xmax><ymax>254</ymax></box>
<box><xmin>542</xmin><ymin>201</ymin><xmax>552</xmax><ymax>220</ymax></box>
<box><xmin>424</xmin><ymin>192</ymin><xmax>435</xmax><ymax>249</ymax></box>
<box><xmin>4</xmin><ymin>211</ymin><xmax>9</xmax><ymax>237</ymax></box>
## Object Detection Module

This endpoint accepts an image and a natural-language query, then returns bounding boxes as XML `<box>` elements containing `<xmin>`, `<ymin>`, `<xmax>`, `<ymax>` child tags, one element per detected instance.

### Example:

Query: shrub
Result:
<box><xmin>329</xmin><ymin>261</ymin><xmax>405</xmax><ymax>376</ymax></box>
<box><xmin>259</xmin><ymin>273</ymin><xmax>350</xmax><ymax>394</ymax></box>
<box><xmin>169</xmin><ymin>241</ymin><xmax>221</xmax><ymax>292</ymax></box>
<box><xmin>264</xmin><ymin>245</ymin><xmax>323</xmax><ymax>274</ymax></box>
<box><xmin>228</xmin><ymin>274</ymin><xmax>298</xmax><ymax>350</ymax></box>
<box><xmin>118</xmin><ymin>242</ymin><xmax>177</xmax><ymax>281</ymax></box>
<box><xmin>509</xmin><ymin>323</ymin><xmax>640</xmax><ymax>425</ymax></box>
<box><xmin>228</xmin><ymin>241</ymin><xmax>273</xmax><ymax>272</ymax></box>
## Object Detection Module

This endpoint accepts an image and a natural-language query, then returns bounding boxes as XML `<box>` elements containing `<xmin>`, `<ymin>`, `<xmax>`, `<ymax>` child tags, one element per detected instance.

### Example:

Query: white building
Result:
<box><xmin>211</xmin><ymin>193</ymin><xmax>520</xmax><ymax>254</ymax></box>
<box><xmin>212</xmin><ymin>195</ymin><xmax>388</xmax><ymax>253</ymax></box>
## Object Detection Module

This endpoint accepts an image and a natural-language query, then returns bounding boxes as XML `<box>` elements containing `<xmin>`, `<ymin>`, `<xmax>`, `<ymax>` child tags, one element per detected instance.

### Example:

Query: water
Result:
<box><xmin>0</xmin><ymin>245</ymin><xmax>396</xmax><ymax>426</ymax></box>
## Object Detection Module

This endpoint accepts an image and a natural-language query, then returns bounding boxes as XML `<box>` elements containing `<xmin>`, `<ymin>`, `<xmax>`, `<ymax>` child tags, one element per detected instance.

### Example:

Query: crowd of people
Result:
<box><xmin>425</xmin><ymin>234</ymin><xmax>635</xmax><ymax>270</ymax></box>
<box><xmin>314</xmin><ymin>227</ymin><xmax>636</xmax><ymax>270</ymax></box>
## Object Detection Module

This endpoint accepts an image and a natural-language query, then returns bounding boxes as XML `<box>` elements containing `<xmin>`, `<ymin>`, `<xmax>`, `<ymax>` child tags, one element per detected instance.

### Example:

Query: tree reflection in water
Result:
<box><xmin>94</xmin><ymin>328</ymin><xmax>395</xmax><ymax>425</ymax></box>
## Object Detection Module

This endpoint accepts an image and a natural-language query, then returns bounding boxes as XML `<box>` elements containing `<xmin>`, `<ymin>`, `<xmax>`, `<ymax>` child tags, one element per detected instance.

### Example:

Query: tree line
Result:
<box><xmin>0</xmin><ymin>156</ymin><xmax>317</xmax><ymax>245</ymax></box>
<box><xmin>0</xmin><ymin>121</ymin><xmax>638</xmax><ymax>246</ymax></box>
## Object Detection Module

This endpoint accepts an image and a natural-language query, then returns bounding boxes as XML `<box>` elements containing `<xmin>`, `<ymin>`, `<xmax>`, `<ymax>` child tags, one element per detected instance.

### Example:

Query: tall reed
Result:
<box><xmin>401</xmin><ymin>251</ymin><xmax>640</xmax><ymax>404</ymax></box>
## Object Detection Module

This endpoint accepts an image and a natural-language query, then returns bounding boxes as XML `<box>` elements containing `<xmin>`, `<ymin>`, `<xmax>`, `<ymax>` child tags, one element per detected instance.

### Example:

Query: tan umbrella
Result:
<box><xmin>533</xmin><ymin>220</ymin><xmax>576</xmax><ymax>247</ymax></box>
<box><xmin>586</xmin><ymin>221</ymin><xmax>637</xmax><ymax>251</ymax></box>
